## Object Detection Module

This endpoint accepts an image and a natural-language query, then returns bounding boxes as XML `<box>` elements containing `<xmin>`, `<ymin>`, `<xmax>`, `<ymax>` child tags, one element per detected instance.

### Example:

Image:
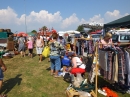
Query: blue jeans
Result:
<box><xmin>0</xmin><ymin>68</ymin><xmax>3</xmax><ymax>80</ymax></box>
<box><xmin>50</xmin><ymin>55</ymin><xmax>61</xmax><ymax>71</ymax></box>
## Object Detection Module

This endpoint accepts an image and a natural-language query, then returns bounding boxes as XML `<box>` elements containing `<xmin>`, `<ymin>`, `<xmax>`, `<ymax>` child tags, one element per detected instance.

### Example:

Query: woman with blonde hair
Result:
<box><xmin>100</xmin><ymin>32</ymin><xmax>112</xmax><ymax>48</ymax></box>
<box><xmin>99</xmin><ymin>32</ymin><xmax>117</xmax><ymax>53</ymax></box>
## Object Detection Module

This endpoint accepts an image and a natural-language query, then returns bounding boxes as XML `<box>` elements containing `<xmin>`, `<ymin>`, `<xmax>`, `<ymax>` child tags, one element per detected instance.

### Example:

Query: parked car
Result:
<box><xmin>91</xmin><ymin>34</ymin><xmax>103</xmax><ymax>42</ymax></box>
<box><xmin>112</xmin><ymin>34</ymin><xmax>130</xmax><ymax>46</ymax></box>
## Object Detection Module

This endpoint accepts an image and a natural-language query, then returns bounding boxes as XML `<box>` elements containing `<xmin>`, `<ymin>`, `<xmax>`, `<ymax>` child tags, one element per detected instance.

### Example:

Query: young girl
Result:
<box><xmin>27</xmin><ymin>38</ymin><xmax>34</xmax><ymax>58</ymax></box>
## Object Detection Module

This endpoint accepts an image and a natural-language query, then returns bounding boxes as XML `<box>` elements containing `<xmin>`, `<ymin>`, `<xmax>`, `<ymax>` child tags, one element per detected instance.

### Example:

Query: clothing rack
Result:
<box><xmin>74</xmin><ymin>38</ymin><xmax>97</xmax><ymax>97</ymax></box>
<box><xmin>74</xmin><ymin>39</ymin><xmax>130</xmax><ymax>97</ymax></box>
<box><xmin>74</xmin><ymin>38</ymin><xmax>93</xmax><ymax>57</ymax></box>
<box><xmin>95</xmin><ymin>42</ymin><xmax>130</xmax><ymax>97</ymax></box>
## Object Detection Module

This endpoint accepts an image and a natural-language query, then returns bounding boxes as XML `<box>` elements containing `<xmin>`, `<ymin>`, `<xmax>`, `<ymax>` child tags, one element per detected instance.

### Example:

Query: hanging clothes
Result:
<box><xmin>99</xmin><ymin>50</ymin><xmax>108</xmax><ymax>71</ymax></box>
<box><xmin>88</xmin><ymin>40</ymin><xmax>94</xmax><ymax>54</ymax></box>
<box><xmin>107</xmin><ymin>51</ymin><xmax>113</xmax><ymax>81</ymax></box>
<box><xmin>116</xmin><ymin>47</ymin><xmax>125</xmax><ymax>84</ymax></box>
<box><xmin>112</xmin><ymin>54</ymin><xmax>118</xmax><ymax>82</ymax></box>
<box><xmin>125</xmin><ymin>49</ymin><xmax>130</xmax><ymax>86</ymax></box>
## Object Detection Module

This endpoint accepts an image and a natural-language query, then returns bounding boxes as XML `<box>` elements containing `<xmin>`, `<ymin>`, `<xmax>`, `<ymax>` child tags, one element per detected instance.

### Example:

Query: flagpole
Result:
<box><xmin>24</xmin><ymin>0</ymin><xmax>27</xmax><ymax>33</ymax></box>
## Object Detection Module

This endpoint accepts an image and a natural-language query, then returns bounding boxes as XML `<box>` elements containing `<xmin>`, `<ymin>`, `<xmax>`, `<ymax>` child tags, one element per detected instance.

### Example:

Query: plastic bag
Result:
<box><xmin>72</xmin><ymin>73</ymin><xmax>84</xmax><ymax>87</ymax></box>
<box><xmin>42</xmin><ymin>46</ymin><xmax>50</xmax><ymax>57</ymax></box>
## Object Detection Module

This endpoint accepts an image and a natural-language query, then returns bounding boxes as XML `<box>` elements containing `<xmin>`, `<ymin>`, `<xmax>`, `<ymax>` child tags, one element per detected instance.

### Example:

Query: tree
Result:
<box><xmin>42</xmin><ymin>26</ymin><xmax>47</xmax><ymax>31</ymax></box>
<box><xmin>31</xmin><ymin>30</ymin><xmax>37</xmax><ymax>34</ymax></box>
<box><xmin>82</xmin><ymin>24</ymin><xmax>103</xmax><ymax>32</ymax></box>
<box><xmin>76</xmin><ymin>25</ymin><xmax>84</xmax><ymax>32</ymax></box>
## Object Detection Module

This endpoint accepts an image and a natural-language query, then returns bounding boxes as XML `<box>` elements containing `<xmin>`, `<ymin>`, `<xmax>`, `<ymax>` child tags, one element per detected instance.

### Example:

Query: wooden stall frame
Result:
<box><xmin>74</xmin><ymin>38</ymin><xmax>130</xmax><ymax>97</ymax></box>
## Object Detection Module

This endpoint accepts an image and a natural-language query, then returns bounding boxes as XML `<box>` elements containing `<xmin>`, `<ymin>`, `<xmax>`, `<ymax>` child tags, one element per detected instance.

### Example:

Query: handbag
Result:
<box><xmin>42</xmin><ymin>46</ymin><xmax>50</xmax><ymax>57</ymax></box>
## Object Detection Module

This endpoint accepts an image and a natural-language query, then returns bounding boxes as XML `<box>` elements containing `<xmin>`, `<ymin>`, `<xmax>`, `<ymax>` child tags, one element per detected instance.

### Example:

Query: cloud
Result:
<box><xmin>61</xmin><ymin>13</ymin><xmax>79</xmax><ymax>29</ymax></box>
<box><xmin>0</xmin><ymin>6</ymin><xmax>19</xmax><ymax>25</ymax></box>
<box><xmin>104</xmin><ymin>10</ymin><xmax>129</xmax><ymax>23</ymax></box>
<box><xmin>89</xmin><ymin>14</ymin><xmax>104</xmax><ymax>23</ymax></box>
<box><xmin>27</xmin><ymin>10</ymin><xmax>62</xmax><ymax>24</ymax></box>
<box><xmin>0</xmin><ymin>7</ymin><xmax>129</xmax><ymax>32</ymax></box>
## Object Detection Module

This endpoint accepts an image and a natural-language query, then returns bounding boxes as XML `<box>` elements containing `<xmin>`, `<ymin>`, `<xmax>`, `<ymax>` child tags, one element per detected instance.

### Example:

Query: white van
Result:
<box><xmin>112</xmin><ymin>29</ymin><xmax>130</xmax><ymax>46</ymax></box>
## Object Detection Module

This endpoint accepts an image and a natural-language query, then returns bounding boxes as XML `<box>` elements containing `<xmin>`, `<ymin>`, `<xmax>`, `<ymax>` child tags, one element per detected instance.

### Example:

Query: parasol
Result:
<box><xmin>17</xmin><ymin>32</ymin><xmax>28</xmax><ymax>37</ymax></box>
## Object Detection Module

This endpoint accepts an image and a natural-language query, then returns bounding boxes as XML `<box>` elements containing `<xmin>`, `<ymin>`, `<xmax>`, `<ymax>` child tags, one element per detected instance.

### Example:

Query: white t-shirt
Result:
<box><xmin>73</xmin><ymin>57</ymin><xmax>86</xmax><ymax>69</ymax></box>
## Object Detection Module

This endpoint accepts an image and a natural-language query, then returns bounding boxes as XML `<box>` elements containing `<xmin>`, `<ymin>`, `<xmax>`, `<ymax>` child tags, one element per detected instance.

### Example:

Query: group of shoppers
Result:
<box><xmin>48</xmin><ymin>32</ymin><xmax>86</xmax><ymax>77</ymax></box>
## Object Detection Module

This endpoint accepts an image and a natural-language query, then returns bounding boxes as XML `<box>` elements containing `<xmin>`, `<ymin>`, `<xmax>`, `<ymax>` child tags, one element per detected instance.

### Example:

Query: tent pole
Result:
<box><xmin>95</xmin><ymin>42</ymin><xmax>98</xmax><ymax>97</ymax></box>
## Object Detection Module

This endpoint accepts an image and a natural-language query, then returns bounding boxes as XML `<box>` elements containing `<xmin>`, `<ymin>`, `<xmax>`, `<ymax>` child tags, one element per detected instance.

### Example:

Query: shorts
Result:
<box><xmin>0</xmin><ymin>68</ymin><xmax>4</xmax><ymax>80</ymax></box>
<box><xmin>28</xmin><ymin>49</ymin><xmax>33</xmax><ymax>54</ymax></box>
<box><xmin>50</xmin><ymin>55</ymin><xmax>61</xmax><ymax>71</ymax></box>
<box><xmin>36</xmin><ymin>47</ymin><xmax>43</xmax><ymax>54</ymax></box>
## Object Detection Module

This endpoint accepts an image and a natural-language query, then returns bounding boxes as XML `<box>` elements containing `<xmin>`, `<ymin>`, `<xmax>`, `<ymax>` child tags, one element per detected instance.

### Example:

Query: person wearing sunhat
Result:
<box><xmin>49</xmin><ymin>32</ymin><xmax>64</xmax><ymax>77</ymax></box>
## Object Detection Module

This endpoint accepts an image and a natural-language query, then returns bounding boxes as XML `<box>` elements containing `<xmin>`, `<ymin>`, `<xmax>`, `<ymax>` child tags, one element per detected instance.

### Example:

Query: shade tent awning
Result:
<box><xmin>17</xmin><ymin>32</ymin><xmax>28</xmax><ymax>37</ymax></box>
<box><xmin>104</xmin><ymin>15</ymin><xmax>130</xmax><ymax>28</ymax></box>
<box><xmin>27</xmin><ymin>32</ymin><xmax>36</xmax><ymax>36</ymax></box>
<box><xmin>58</xmin><ymin>31</ymin><xmax>65</xmax><ymax>36</ymax></box>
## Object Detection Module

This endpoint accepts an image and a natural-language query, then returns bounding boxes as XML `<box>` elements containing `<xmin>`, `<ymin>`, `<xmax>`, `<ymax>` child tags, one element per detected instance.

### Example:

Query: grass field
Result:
<box><xmin>1</xmin><ymin>51</ymin><xmax>130</xmax><ymax>97</ymax></box>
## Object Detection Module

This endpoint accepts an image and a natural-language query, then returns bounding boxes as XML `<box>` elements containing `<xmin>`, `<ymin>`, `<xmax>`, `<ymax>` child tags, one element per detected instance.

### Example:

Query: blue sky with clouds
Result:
<box><xmin>0</xmin><ymin>0</ymin><xmax>130</xmax><ymax>33</ymax></box>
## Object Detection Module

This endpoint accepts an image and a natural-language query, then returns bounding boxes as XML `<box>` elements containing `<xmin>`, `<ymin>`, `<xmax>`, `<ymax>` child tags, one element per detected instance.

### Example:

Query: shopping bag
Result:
<box><xmin>42</xmin><ymin>46</ymin><xmax>50</xmax><ymax>57</ymax></box>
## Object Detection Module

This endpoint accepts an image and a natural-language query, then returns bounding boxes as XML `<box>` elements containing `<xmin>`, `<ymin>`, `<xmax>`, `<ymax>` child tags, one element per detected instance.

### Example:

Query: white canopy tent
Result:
<box><xmin>65</xmin><ymin>30</ymin><xmax>80</xmax><ymax>34</ymax></box>
<box><xmin>58</xmin><ymin>31</ymin><xmax>65</xmax><ymax>36</ymax></box>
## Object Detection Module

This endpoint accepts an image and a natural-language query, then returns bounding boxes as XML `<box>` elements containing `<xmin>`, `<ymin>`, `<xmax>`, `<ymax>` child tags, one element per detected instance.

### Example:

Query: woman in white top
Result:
<box><xmin>36</xmin><ymin>34</ymin><xmax>44</xmax><ymax>62</ymax></box>
<box><xmin>69</xmin><ymin>52</ymin><xmax>86</xmax><ymax>76</ymax></box>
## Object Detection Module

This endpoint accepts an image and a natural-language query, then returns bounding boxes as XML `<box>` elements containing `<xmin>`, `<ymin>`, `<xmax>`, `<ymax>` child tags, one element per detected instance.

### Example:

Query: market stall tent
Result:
<box><xmin>104</xmin><ymin>15</ymin><xmax>130</xmax><ymax>32</ymax></box>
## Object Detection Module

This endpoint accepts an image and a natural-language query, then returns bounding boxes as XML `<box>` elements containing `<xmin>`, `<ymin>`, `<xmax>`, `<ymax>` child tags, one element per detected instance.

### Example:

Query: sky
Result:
<box><xmin>0</xmin><ymin>0</ymin><xmax>130</xmax><ymax>33</ymax></box>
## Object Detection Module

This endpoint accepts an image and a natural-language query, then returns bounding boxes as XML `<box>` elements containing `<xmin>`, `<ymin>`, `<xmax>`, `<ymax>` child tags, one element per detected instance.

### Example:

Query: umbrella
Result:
<box><xmin>17</xmin><ymin>32</ymin><xmax>28</xmax><ymax>37</ymax></box>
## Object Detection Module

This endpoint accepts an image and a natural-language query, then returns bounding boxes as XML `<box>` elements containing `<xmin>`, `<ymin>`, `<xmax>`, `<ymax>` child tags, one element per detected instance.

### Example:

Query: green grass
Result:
<box><xmin>1</xmin><ymin>51</ymin><xmax>130</xmax><ymax>97</ymax></box>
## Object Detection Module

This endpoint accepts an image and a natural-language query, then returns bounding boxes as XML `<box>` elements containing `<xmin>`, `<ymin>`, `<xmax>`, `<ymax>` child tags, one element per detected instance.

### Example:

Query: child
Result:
<box><xmin>27</xmin><ymin>38</ymin><xmax>33</xmax><ymax>58</ymax></box>
<box><xmin>61</xmin><ymin>51</ymin><xmax>71</xmax><ymax>74</ymax></box>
